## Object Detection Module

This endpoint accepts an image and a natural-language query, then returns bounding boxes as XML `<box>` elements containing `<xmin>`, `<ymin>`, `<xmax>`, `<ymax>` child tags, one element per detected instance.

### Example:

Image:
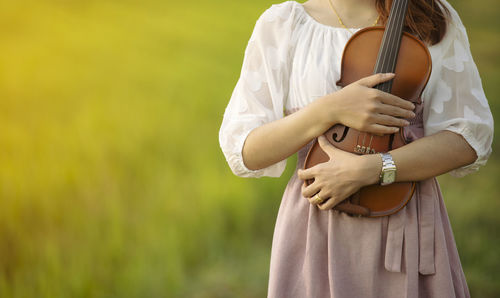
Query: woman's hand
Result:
<box><xmin>319</xmin><ymin>73</ymin><xmax>416</xmax><ymax>135</ymax></box>
<box><xmin>298</xmin><ymin>135</ymin><xmax>381</xmax><ymax>211</ymax></box>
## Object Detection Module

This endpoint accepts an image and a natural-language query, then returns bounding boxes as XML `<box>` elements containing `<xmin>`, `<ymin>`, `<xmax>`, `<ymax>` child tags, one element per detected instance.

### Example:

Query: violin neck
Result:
<box><xmin>373</xmin><ymin>0</ymin><xmax>409</xmax><ymax>93</ymax></box>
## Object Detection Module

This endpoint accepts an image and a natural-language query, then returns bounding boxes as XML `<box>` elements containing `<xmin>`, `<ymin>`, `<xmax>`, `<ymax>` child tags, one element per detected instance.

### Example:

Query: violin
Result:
<box><xmin>303</xmin><ymin>0</ymin><xmax>432</xmax><ymax>217</ymax></box>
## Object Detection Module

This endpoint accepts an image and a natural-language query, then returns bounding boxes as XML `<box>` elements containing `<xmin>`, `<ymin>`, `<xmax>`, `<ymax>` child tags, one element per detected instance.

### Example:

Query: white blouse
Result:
<box><xmin>219</xmin><ymin>0</ymin><xmax>494</xmax><ymax>178</ymax></box>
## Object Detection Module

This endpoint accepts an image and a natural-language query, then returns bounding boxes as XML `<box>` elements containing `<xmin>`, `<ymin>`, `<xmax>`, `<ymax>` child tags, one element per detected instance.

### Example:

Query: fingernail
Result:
<box><xmin>393</xmin><ymin>127</ymin><xmax>399</xmax><ymax>132</ymax></box>
<box><xmin>403</xmin><ymin>120</ymin><xmax>410</xmax><ymax>126</ymax></box>
<box><xmin>385</xmin><ymin>73</ymin><xmax>395</xmax><ymax>77</ymax></box>
<box><xmin>410</xmin><ymin>104</ymin><xmax>415</xmax><ymax>109</ymax></box>
<box><xmin>410</xmin><ymin>112</ymin><xmax>416</xmax><ymax>118</ymax></box>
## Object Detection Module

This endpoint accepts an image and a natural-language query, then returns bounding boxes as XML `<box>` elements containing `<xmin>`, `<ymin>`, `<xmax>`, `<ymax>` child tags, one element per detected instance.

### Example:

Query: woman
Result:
<box><xmin>219</xmin><ymin>0</ymin><xmax>493</xmax><ymax>297</ymax></box>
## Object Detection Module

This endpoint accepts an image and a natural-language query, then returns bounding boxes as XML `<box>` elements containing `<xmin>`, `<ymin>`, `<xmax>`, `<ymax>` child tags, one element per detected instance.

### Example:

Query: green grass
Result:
<box><xmin>0</xmin><ymin>0</ymin><xmax>498</xmax><ymax>297</ymax></box>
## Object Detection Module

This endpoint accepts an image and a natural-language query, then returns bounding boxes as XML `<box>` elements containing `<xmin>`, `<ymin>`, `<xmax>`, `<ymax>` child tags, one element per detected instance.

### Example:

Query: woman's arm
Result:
<box><xmin>242</xmin><ymin>73</ymin><xmax>416</xmax><ymax>170</ymax></box>
<box><xmin>298</xmin><ymin>130</ymin><xmax>477</xmax><ymax>210</ymax></box>
<box><xmin>387</xmin><ymin>130</ymin><xmax>477</xmax><ymax>181</ymax></box>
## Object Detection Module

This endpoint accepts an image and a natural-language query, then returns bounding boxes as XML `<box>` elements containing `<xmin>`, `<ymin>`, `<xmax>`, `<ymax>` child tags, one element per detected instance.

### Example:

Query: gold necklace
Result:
<box><xmin>327</xmin><ymin>0</ymin><xmax>380</xmax><ymax>33</ymax></box>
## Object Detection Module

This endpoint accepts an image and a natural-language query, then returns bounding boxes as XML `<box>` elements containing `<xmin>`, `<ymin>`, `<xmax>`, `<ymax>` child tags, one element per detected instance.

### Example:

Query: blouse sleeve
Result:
<box><xmin>422</xmin><ymin>2</ymin><xmax>494</xmax><ymax>177</ymax></box>
<box><xmin>218</xmin><ymin>3</ymin><xmax>295</xmax><ymax>178</ymax></box>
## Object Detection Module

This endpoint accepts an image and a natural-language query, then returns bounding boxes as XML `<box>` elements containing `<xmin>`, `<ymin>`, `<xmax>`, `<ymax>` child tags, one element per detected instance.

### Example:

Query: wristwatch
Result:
<box><xmin>379</xmin><ymin>153</ymin><xmax>397</xmax><ymax>186</ymax></box>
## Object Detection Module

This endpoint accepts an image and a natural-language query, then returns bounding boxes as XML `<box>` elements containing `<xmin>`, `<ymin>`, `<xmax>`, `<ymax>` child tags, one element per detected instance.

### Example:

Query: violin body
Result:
<box><xmin>304</xmin><ymin>26</ymin><xmax>432</xmax><ymax>217</ymax></box>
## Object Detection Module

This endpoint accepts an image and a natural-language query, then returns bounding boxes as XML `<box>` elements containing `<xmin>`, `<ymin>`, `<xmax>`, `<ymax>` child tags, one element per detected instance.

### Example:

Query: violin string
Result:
<box><xmin>381</xmin><ymin>0</ymin><xmax>406</xmax><ymax>93</ymax></box>
<box><xmin>356</xmin><ymin>130</ymin><xmax>362</xmax><ymax>152</ymax></box>
<box><xmin>378</xmin><ymin>0</ymin><xmax>400</xmax><ymax>91</ymax></box>
<box><xmin>362</xmin><ymin>132</ymin><xmax>367</xmax><ymax>150</ymax></box>
<box><xmin>374</xmin><ymin>0</ymin><xmax>408</xmax><ymax>94</ymax></box>
<box><xmin>381</xmin><ymin>0</ymin><xmax>397</xmax><ymax>76</ymax></box>
<box><xmin>388</xmin><ymin>0</ymin><xmax>406</xmax><ymax>77</ymax></box>
<box><xmin>391</xmin><ymin>0</ymin><xmax>409</xmax><ymax>91</ymax></box>
<box><xmin>385</xmin><ymin>0</ymin><xmax>402</xmax><ymax>92</ymax></box>
<box><xmin>386</xmin><ymin>0</ymin><xmax>402</xmax><ymax>76</ymax></box>
<box><xmin>368</xmin><ymin>135</ymin><xmax>374</xmax><ymax>153</ymax></box>
<box><xmin>370</xmin><ymin>0</ymin><xmax>408</xmax><ymax>145</ymax></box>
<box><xmin>378</xmin><ymin>0</ymin><xmax>399</xmax><ymax>80</ymax></box>
<box><xmin>394</xmin><ymin>0</ymin><xmax>407</xmax><ymax>70</ymax></box>
<box><xmin>389</xmin><ymin>0</ymin><xmax>403</xmax><ymax>74</ymax></box>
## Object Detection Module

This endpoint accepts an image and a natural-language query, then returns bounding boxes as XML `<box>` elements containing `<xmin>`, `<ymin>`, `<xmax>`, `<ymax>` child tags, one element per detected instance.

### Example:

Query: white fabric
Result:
<box><xmin>219</xmin><ymin>0</ymin><xmax>494</xmax><ymax>178</ymax></box>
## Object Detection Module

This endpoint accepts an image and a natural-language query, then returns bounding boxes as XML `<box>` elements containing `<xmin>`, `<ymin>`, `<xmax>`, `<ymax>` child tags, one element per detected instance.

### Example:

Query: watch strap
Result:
<box><xmin>379</xmin><ymin>153</ymin><xmax>397</xmax><ymax>185</ymax></box>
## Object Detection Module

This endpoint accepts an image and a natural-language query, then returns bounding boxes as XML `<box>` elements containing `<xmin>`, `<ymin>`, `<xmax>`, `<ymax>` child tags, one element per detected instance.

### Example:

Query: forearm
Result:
<box><xmin>242</xmin><ymin>97</ymin><xmax>334</xmax><ymax>170</ymax></box>
<box><xmin>363</xmin><ymin>130</ymin><xmax>477</xmax><ymax>185</ymax></box>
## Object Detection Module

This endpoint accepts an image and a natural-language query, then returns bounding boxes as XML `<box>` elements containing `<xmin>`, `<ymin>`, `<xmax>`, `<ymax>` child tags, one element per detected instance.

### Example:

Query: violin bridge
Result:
<box><xmin>355</xmin><ymin>144</ymin><xmax>377</xmax><ymax>154</ymax></box>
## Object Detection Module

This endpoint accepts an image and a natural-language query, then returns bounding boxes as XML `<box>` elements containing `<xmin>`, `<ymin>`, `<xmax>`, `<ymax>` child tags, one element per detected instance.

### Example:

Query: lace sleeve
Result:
<box><xmin>422</xmin><ymin>2</ymin><xmax>494</xmax><ymax>177</ymax></box>
<box><xmin>218</xmin><ymin>3</ymin><xmax>295</xmax><ymax>177</ymax></box>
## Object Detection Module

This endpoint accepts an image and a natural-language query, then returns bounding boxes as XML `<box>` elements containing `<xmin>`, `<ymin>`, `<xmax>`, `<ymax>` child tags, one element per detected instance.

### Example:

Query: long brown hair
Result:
<box><xmin>375</xmin><ymin>0</ymin><xmax>450</xmax><ymax>45</ymax></box>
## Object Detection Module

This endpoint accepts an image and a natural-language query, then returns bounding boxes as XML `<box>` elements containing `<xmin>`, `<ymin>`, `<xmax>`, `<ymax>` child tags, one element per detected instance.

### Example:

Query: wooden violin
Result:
<box><xmin>303</xmin><ymin>0</ymin><xmax>432</xmax><ymax>217</ymax></box>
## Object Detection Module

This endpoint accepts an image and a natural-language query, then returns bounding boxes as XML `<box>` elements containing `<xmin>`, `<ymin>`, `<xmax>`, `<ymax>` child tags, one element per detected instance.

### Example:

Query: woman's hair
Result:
<box><xmin>375</xmin><ymin>0</ymin><xmax>450</xmax><ymax>45</ymax></box>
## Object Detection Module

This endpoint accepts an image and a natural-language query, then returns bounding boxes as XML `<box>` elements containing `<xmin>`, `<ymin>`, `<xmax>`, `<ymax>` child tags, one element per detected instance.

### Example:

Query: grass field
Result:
<box><xmin>0</xmin><ymin>0</ymin><xmax>499</xmax><ymax>297</ymax></box>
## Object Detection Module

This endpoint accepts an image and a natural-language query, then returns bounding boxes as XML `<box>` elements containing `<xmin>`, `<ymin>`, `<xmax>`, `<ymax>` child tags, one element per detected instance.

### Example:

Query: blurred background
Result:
<box><xmin>0</xmin><ymin>0</ymin><xmax>498</xmax><ymax>297</ymax></box>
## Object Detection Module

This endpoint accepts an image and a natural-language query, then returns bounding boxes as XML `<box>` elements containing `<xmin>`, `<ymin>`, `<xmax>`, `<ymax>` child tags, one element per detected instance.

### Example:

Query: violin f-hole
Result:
<box><xmin>332</xmin><ymin>126</ymin><xmax>350</xmax><ymax>142</ymax></box>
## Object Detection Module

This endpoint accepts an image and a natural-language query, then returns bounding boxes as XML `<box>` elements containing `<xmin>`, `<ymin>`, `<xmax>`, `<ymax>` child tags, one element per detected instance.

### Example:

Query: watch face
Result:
<box><xmin>384</xmin><ymin>171</ymin><xmax>396</xmax><ymax>183</ymax></box>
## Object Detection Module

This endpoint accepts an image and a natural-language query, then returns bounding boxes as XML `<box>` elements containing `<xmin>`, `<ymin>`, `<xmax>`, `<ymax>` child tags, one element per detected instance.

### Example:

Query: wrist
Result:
<box><xmin>311</xmin><ymin>93</ymin><xmax>340</xmax><ymax>134</ymax></box>
<box><xmin>359</xmin><ymin>153</ymin><xmax>383</xmax><ymax>186</ymax></box>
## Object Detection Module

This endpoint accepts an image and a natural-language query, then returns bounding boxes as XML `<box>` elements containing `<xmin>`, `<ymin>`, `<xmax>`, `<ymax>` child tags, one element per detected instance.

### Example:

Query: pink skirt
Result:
<box><xmin>267</xmin><ymin>143</ymin><xmax>471</xmax><ymax>298</ymax></box>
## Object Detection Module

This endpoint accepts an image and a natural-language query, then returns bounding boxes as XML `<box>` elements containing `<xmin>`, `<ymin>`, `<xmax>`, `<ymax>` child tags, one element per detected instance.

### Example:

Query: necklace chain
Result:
<box><xmin>327</xmin><ymin>0</ymin><xmax>380</xmax><ymax>33</ymax></box>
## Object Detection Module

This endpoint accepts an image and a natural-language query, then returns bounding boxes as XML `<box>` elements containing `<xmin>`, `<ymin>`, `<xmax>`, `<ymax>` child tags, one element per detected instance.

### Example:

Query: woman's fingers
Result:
<box><xmin>301</xmin><ymin>181</ymin><xmax>320</xmax><ymax>198</ymax></box>
<box><xmin>309</xmin><ymin>193</ymin><xmax>329</xmax><ymax>206</ymax></box>
<box><xmin>302</xmin><ymin>182</ymin><xmax>331</xmax><ymax>206</ymax></box>
<box><xmin>377</xmin><ymin>104</ymin><xmax>415</xmax><ymax>119</ymax></box>
<box><xmin>359</xmin><ymin>75</ymin><xmax>416</xmax><ymax>120</ymax></box>
<box><xmin>367</xmin><ymin>124</ymin><xmax>401</xmax><ymax>135</ymax></box>
<box><xmin>317</xmin><ymin>196</ymin><xmax>338</xmax><ymax>210</ymax></box>
<box><xmin>373</xmin><ymin>114</ymin><xmax>410</xmax><ymax>128</ymax></box>
<box><xmin>297</xmin><ymin>168</ymin><xmax>314</xmax><ymax>181</ymax></box>
<box><xmin>302</xmin><ymin>183</ymin><xmax>331</xmax><ymax>206</ymax></box>
<box><xmin>330</xmin><ymin>73</ymin><xmax>418</xmax><ymax>134</ymax></box>
<box><xmin>367</xmin><ymin>93</ymin><xmax>415</xmax><ymax>133</ymax></box>
<box><xmin>376</xmin><ymin>91</ymin><xmax>415</xmax><ymax>111</ymax></box>
<box><xmin>359</xmin><ymin>75</ymin><xmax>415</xmax><ymax>113</ymax></box>
<box><xmin>367</xmin><ymin>100</ymin><xmax>415</xmax><ymax>134</ymax></box>
<box><xmin>356</xmin><ymin>73</ymin><xmax>395</xmax><ymax>88</ymax></box>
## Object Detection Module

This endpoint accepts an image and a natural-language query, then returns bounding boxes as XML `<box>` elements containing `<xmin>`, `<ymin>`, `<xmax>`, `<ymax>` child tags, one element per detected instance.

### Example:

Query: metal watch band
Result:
<box><xmin>379</xmin><ymin>153</ymin><xmax>397</xmax><ymax>185</ymax></box>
